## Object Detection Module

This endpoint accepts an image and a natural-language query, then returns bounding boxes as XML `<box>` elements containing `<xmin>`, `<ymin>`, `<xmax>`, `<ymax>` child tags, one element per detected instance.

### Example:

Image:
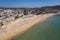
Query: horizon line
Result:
<box><xmin>0</xmin><ymin>5</ymin><xmax>60</xmax><ymax>8</ymax></box>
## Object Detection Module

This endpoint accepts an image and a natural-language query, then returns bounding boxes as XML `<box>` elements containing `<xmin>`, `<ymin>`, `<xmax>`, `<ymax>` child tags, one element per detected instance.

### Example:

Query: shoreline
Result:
<box><xmin>0</xmin><ymin>14</ymin><xmax>54</xmax><ymax>40</ymax></box>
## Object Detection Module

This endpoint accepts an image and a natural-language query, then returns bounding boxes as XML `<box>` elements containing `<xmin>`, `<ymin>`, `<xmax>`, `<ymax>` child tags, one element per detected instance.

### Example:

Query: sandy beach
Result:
<box><xmin>0</xmin><ymin>14</ymin><xmax>54</xmax><ymax>40</ymax></box>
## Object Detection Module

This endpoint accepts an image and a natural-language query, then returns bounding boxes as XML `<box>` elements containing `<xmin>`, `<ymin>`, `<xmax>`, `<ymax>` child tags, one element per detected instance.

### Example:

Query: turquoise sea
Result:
<box><xmin>14</xmin><ymin>14</ymin><xmax>60</xmax><ymax>40</ymax></box>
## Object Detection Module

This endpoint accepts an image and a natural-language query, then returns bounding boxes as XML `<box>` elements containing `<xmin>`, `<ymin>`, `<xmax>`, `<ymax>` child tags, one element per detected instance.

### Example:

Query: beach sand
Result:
<box><xmin>0</xmin><ymin>14</ymin><xmax>54</xmax><ymax>40</ymax></box>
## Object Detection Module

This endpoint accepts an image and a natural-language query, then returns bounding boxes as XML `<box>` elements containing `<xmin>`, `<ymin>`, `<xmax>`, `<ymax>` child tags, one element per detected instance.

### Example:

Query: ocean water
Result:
<box><xmin>14</xmin><ymin>14</ymin><xmax>60</xmax><ymax>40</ymax></box>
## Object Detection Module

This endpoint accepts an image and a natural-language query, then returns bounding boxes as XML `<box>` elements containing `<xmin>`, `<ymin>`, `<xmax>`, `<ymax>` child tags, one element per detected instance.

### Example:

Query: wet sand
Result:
<box><xmin>0</xmin><ymin>14</ymin><xmax>54</xmax><ymax>40</ymax></box>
